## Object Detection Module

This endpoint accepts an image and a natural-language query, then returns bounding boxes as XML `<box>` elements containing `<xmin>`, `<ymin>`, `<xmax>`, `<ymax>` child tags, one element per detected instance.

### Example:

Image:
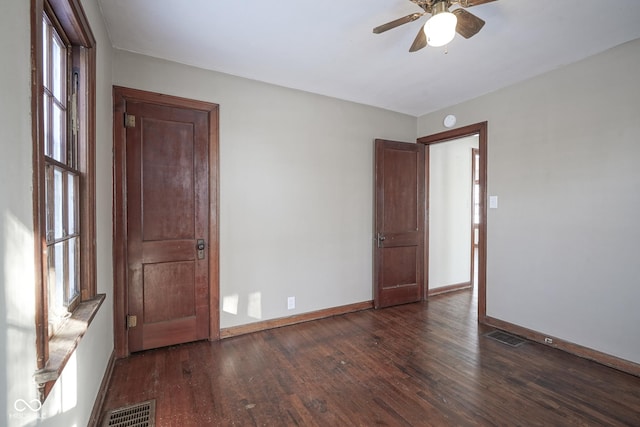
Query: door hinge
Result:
<box><xmin>127</xmin><ymin>314</ymin><xmax>137</xmax><ymax>328</ymax></box>
<box><xmin>124</xmin><ymin>113</ymin><xmax>136</xmax><ymax>128</ymax></box>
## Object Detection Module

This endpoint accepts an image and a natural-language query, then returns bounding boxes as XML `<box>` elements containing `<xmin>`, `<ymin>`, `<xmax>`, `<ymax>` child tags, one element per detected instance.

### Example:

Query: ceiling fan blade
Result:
<box><xmin>461</xmin><ymin>0</ymin><xmax>497</xmax><ymax>7</ymax></box>
<box><xmin>453</xmin><ymin>8</ymin><xmax>485</xmax><ymax>39</ymax></box>
<box><xmin>409</xmin><ymin>24</ymin><xmax>427</xmax><ymax>52</ymax></box>
<box><xmin>373</xmin><ymin>12</ymin><xmax>424</xmax><ymax>34</ymax></box>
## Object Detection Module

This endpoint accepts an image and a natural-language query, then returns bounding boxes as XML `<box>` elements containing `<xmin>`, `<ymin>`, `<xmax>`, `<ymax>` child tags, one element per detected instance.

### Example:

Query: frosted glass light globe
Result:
<box><xmin>424</xmin><ymin>11</ymin><xmax>457</xmax><ymax>47</ymax></box>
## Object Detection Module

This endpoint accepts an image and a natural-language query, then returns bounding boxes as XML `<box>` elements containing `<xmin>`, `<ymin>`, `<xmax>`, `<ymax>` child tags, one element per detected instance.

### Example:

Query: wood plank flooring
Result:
<box><xmin>101</xmin><ymin>291</ymin><xmax>640</xmax><ymax>426</ymax></box>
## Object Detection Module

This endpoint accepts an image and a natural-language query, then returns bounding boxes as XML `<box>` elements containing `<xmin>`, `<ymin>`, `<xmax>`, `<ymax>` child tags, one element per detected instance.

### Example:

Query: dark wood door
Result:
<box><xmin>126</xmin><ymin>101</ymin><xmax>210</xmax><ymax>352</ymax></box>
<box><xmin>374</xmin><ymin>139</ymin><xmax>426</xmax><ymax>308</ymax></box>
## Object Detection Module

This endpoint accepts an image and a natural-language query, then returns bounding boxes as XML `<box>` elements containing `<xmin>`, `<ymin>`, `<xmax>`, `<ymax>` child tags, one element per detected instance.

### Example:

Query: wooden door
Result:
<box><xmin>125</xmin><ymin>100</ymin><xmax>211</xmax><ymax>352</ymax></box>
<box><xmin>374</xmin><ymin>139</ymin><xmax>426</xmax><ymax>308</ymax></box>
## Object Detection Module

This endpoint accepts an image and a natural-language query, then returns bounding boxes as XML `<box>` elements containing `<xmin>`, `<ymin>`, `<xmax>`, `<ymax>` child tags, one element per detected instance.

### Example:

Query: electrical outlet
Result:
<box><xmin>544</xmin><ymin>337</ymin><xmax>553</xmax><ymax>344</ymax></box>
<box><xmin>287</xmin><ymin>296</ymin><xmax>295</xmax><ymax>310</ymax></box>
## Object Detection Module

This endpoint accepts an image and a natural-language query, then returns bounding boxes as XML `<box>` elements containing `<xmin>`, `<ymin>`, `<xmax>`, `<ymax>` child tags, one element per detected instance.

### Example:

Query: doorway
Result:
<box><xmin>418</xmin><ymin>122</ymin><xmax>487</xmax><ymax>321</ymax></box>
<box><xmin>112</xmin><ymin>87</ymin><xmax>220</xmax><ymax>357</ymax></box>
<box><xmin>426</xmin><ymin>135</ymin><xmax>478</xmax><ymax>295</ymax></box>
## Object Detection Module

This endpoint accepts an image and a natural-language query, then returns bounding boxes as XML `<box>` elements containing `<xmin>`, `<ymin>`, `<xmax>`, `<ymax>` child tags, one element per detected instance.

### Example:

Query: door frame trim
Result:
<box><xmin>417</xmin><ymin>121</ymin><xmax>488</xmax><ymax>322</ymax></box>
<box><xmin>112</xmin><ymin>86</ymin><xmax>220</xmax><ymax>357</ymax></box>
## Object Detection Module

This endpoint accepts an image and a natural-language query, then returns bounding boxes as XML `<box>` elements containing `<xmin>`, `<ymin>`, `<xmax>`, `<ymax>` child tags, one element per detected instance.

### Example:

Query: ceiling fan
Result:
<box><xmin>373</xmin><ymin>0</ymin><xmax>497</xmax><ymax>52</ymax></box>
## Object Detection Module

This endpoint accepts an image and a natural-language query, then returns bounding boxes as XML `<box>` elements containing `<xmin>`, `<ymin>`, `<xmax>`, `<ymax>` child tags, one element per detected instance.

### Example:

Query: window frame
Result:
<box><xmin>31</xmin><ymin>0</ymin><xmax>101</xmax><ymax>400</ymax></box>
<box><xmin>43</xmin><ymin>11</ymin><xmax>83</xmax><ymax>336</ymax></box>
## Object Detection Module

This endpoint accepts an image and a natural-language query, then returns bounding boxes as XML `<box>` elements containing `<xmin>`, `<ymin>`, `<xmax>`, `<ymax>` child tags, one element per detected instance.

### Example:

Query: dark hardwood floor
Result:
<box><xmin>101</xmin><ymin>290</ymin><xmax>640</xmax><ymax>426</ymax></box>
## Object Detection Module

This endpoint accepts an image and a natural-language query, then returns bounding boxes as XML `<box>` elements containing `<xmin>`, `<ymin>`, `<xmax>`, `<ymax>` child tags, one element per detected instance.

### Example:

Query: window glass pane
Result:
<box><xmin>67</xmin><ymin>172</ymin><xmax>78</xmax><ymax>235</ymax></box>
<box><xmin>52</xmin><ymin>34</ymin><xmax>65</xmax><ymax>102</ymax></box>
<box><xmin>67</xmin><ymin>237</ymin><xmax>79</xmax><ymax>303</ymax></box>
<box><xmin>42</xmin><ymin>18</ymin><xmax>49</xmax><ymax>90</ymax></box>
<box><xmin>52</xmin><ymin>103</ymin><xmax>65</xmax><ymax>162</ymax></box>
<box><xmin>54</xmin><ymin>167</ymin><xmax>64</xmax><ymax>239</ymax></box>
<box><xmin>45</xmin><ymin>165</ymin><xmax>54</xmax><ymax>242</ymax></box>
<box><xmin>48</xmin><ymin>241</ymin><xmax>66</xmax><ymax>323</ymax></box>
<box><xmin>44</xmin><ymin>95</ymin><xmax>51</xmax><ymax>158</ymax></box>
<box><xmin>475</xmin><ymin>154</ymin><xmax>480</xmax><ymax>177</ymax></box>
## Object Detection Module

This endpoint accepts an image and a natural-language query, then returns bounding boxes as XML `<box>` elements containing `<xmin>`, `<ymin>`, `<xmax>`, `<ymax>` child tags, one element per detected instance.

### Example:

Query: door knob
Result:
<box><xmin>376</xmin><ymin>233</ymin><xmax>386</xmax><ymax>248</ymax></box>
<box><xmin>196</xmin><ymin>239</ymin><xmax>205</xmax><ymax>259</ymax></box>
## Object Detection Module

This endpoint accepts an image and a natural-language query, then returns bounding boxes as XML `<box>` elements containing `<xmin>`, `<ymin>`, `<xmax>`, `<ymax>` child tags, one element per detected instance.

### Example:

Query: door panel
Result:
<box><xmin>143</xmin><ymin>262</ymin><xmax>195</xmax><ymax>323</ymax></box>
<box><xmin>141</xmin><ymin>118</ymin><xmax>195</xmax><ymax>241</ymax></box>
<box><xmin>126</xmin><ymin>101</ymin><xmax>210</xmax><ymax>352</ymax></box>
<box><xmin>374</xmin><ymin>139</ymin><xmax>426</xmax><ymax>308</ymax></box>
<box><xmin>381</xmin><ymin>246</ymin><xmax>418</xmax><ymax>286</ymax></box>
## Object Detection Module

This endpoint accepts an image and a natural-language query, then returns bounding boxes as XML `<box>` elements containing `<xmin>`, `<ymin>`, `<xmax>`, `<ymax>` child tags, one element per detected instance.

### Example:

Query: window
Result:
<box><xmin>32</xmin><ymin>0</ymin><xmax>101</xmax><ymax>399</ymax></box>
<box><xmin>472</xmin><ymin>148</ymin><xmax>480</xmax><ymax>243</ymax></box>
<box><xmin>42</xmin><ymin>13</ymin><xmax>82</xmax><ymax>335</ymax></box>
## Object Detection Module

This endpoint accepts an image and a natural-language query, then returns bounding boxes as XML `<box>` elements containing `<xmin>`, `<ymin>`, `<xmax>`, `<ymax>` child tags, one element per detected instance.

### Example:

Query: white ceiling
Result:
<box><xmin>98</xmin><ymin>0</ymin><xmax>640</xmax><ymax>117</ymax></box>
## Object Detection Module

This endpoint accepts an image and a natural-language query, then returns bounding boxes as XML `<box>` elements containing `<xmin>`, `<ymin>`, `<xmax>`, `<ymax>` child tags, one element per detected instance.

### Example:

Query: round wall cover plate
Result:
<box><xmin>443</xmin><ymin>114</ymin><xmax>457</xmax><ymax>128</ymax></box>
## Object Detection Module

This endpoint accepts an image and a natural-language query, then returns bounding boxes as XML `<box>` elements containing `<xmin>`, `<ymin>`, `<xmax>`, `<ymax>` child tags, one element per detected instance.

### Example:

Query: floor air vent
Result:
<box><xmin>102</xmin><ymin>400</ymin><xmax>156</xmax><ymax>427</ymax></box>
<box><xmin>485</xmin><ymin>330</ymin><xmax>526</xmax><ymax>347</ymax></box>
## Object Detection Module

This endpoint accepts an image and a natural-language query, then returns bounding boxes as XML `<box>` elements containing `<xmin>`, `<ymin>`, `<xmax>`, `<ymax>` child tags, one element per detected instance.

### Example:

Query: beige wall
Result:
<box><xmin>112</xmin><ymin>50</ymin><xmax>417</xmax><ymax>328</ymax></box>
<box><xmin>419</xmin><ymin>38</ymin><xmax>640</xmax><ymax>364</ymax></box>
<box><xmin>0</xmin><ymin>0</ymin><xmax>114</xmax><ymax>425</ymax></box>
<box><xmin>1</xmin><ymin>1</ymin><xmax>37</xmax><ymax>424</ymax></box>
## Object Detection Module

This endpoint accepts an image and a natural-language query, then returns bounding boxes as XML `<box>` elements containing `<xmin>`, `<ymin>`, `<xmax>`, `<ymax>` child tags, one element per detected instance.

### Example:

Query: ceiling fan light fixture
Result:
<box><xmin>424</xmin><ymin>2</ymin><xmax>458</xmax><ymax>47</ymax></box>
